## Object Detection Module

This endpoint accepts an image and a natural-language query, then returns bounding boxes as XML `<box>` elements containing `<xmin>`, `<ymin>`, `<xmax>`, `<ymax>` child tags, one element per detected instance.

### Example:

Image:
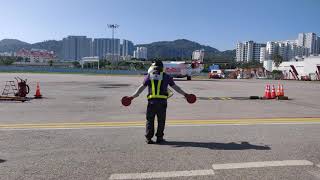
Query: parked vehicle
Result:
<box><xmin>208</xmin><ymin>69</ymin><xmax>224</xmax><ymax>79</ymax></box>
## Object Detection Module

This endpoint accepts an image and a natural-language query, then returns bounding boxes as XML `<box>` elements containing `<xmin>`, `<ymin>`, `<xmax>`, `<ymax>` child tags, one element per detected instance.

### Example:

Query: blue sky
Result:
<box><xmin>0</xmin><ymin>0</ymin><xmax>319</xmax><ymax>50</ymax></box>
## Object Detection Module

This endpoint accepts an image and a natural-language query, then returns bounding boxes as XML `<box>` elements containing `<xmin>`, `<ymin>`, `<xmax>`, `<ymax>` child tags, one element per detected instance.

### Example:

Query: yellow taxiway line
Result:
<box><xmin>0</xmin><ymin>117</ymin><xmax>320</xmax><ymax>129</ymax></box>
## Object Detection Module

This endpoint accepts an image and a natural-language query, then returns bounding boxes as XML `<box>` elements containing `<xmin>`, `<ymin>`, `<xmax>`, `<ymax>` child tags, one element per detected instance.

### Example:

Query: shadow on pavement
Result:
<box><xmin>162</xmin><ymin>141</ymin><xmax>271</xmax><ymax>150</ymax></box>
<box><xmin>0</xmin><ymin>159</ymin><xmax>6</xmax><ymax>163</ymax></box>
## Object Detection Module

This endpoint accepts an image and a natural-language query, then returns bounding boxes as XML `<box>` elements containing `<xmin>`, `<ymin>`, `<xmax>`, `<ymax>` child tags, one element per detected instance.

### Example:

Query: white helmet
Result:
<box><xmin>147</xmin><ymin>63</ymin><xmax>157</xmax><ymax>74</ymax></box>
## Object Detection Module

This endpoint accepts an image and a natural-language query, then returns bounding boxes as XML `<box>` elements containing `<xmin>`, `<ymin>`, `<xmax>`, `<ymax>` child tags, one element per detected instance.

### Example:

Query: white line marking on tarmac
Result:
<box><xmin>212</xmin><ymin>160</ymin><xmax>313</xmax><ymax>170</ymax></box>
<box><xmin>1</xmin><ymin>122</ymin><xmax>320</xmax><ymax>131</ymax></box>
<box><xmin>109</xmin><ymin>169</ymin><xmax>215</xmax><ymax>180</ymax></box>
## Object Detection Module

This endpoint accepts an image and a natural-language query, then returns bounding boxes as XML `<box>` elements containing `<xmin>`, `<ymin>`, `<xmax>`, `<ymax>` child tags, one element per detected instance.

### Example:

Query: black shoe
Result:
<box><xmin>146</xmin><ymin>139</ymin><xmax>155</xmax><ymax>144</ymax></box>
<box><xmin>156</xmin><ymin>137</ymin><xmax>166</xmax><ymax>144</ymax></box>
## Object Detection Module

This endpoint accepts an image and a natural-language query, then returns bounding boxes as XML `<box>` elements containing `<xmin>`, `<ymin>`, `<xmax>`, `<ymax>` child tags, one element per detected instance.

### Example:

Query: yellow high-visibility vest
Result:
<box><xmin>147</xmin><ymin>72</ymin><xmax>168</xmax><ymax>99</ymax></box>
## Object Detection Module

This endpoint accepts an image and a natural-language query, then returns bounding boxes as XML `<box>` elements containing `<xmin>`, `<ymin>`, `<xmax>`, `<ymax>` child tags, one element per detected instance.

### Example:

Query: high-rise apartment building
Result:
<box><xmin>62</xmin><ymin>36</ymin><xmax>92</xmax><ymax>61</ymax></box>
<box><xmin>122</xmin><ymin>40</ymin><xmax>134</xmax><ymax>57</ymax></box>
<box><xmin>92</xmin><ymin>38</ymin><xmax>120</xmax><ymax>60</ymax></box>
<box><xmin>236</xmin><ymin>41</ymin><xmax>266</xmax><ymax>62</ymax></box>
<box><xmin>236</xmin><ymin>43</ymin><xmax>245</xmax><ymax>62</ymax></box>
<box><xmin>266</xmin><ymin>41</ymin><xmax>278</xmax><ymax>60</ymax></box>
<box><xmin>259</xmin><ymin>47</ymin><xmax>266</xmax><ymax>62</ymax></box>
<box><xmin>297</xmin><ymin>33</ymin><xmax>305</xmax><ymax>46</ymax></box>
<box><xmin>238</xmin><ymin>33</ymin><xmax>317</xmax><ymax>63</ymax></box>
<box><xmin>92</xmin><ymin>38</ymin><xmax>111</xmax><ymax>59</ymax></box>
<box><xmin>317</xmin><ymin>36</ymin><xmax>320</xmax><ymax>54</ymax></box>
<box><xmin>111</xmin><ymin>39</ymin><xmax>121</xmax><ymax>56</ymax></box>
<box><xmin>297</xmin><ymin>32</ymin><xmax>318</xmax><ymax>55</ymax></box>
<box><xmin>264</xmin><ymin>40</ymin><xmax>309</xmax><ymax>61</ymax></box>
<box><xmin>278</xmin><ymin>42</ymin><xmax>288</xmax><ymax>60</ymax></box>
<box><xmin>133</xmin><ymin>47</ymin><xmax>147</xmax><ymax>59</ymax></box>
<box><xmin>305</xmin><ymin>33</ymin><xmax>317</xmax><ymax>55</ymax></box>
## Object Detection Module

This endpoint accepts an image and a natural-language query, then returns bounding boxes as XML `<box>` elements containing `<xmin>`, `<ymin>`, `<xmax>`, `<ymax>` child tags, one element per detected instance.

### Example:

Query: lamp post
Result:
<box><xmin>107</xmin><ymin>24</ymin><xmax>119</xmax><ymax>63</ymax></box>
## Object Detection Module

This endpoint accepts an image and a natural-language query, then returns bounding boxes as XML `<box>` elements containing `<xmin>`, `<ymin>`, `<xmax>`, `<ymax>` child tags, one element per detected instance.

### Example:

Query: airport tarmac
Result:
<box><xmin>0</xmin><ymin>73</ymin><xmax>319</xmax><ymax>124</ymax></box>
<box><xmin>0</xmin><ymin>73</ymin><xmax>320</xmax><ymax>179</ymax></box>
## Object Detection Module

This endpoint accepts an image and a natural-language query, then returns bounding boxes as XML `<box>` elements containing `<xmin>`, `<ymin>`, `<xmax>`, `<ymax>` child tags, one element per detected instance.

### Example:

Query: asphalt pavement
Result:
<box><xmin>1</xmin><ymin>123</ymin><xmax>320</xmax><ymax>179</ymax></box>
<box><xmin>1</xmin><ymin>73</ymin><xmax>320</xmax><ymax>179</ymax></box>
<box><xmin>0</xmin><ymin>73</ymin><xmax>320</xmax><ymax>123</ymax></box>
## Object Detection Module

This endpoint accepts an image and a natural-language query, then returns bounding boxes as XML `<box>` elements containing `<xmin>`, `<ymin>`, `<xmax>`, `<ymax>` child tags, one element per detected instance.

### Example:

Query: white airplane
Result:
<box><xmin>147</xmin><ymin>49</ymin><xmax>205</xmax><ymax>80</ymax></box>
<box><xmin>163</xmin><ymin>60</ymin><xmax>204</xmax><ymax>80</ymax></box>
<box><xmin>161</xmin><ymin>49</ymin><xmax>205</xmax><ymax>80</ymax></box>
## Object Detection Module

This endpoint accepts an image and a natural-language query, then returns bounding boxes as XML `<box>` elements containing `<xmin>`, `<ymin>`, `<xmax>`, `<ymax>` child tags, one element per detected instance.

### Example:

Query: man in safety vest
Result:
<box><xmin>128</xmin><ymin>60</ymin><xmax>191</xmax><ymax>144</ymax></box>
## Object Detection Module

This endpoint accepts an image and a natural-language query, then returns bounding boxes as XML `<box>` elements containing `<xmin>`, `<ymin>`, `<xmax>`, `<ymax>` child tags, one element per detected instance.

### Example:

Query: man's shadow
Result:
<box><xmin>162</xmin><ymin>141</ymin><xmax>270</xmax><ymax>150</ymax></box>
<box><xmin>0</xmin><ymin>159</ymin><xmax>6</xmax><ymax>163</ymax></box>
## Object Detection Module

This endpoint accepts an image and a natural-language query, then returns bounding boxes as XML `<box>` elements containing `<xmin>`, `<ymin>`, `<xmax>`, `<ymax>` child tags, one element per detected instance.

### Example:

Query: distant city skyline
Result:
<box><xmin>0</xmin><ymin>0</ymin><xmax>319</xmax><ymax>50</ymax></box>
<box><xmin>236</xmin><ymin>32</ymin><xmax>320</xmax><ymax>63</ymax></box>
<box><xmin>62</xmin><ymin>36</ymin><xmax>134</xmax><ymax>61</ymax></box>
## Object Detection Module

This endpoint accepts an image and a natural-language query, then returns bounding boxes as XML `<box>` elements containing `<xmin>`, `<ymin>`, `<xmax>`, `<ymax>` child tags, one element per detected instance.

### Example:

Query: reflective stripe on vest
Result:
<box><xmin>147</xmin><ymin>72</ymin><xmax>168</xmax><ymax>99</ymax></box>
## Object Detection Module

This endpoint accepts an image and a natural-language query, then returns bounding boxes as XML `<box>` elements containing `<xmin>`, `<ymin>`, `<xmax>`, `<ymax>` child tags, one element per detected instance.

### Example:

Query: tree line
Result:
<box><xmin>0</xmin><ymin>56</ymin><xmax>18</xmax><ymax>65</ymax></box>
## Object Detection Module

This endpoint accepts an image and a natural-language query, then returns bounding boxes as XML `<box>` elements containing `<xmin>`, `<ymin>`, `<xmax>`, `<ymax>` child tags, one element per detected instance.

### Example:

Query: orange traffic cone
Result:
<box><xmin>280</xmin><ymin>84</ymin><xmax>285</xmax><ymax>96</ymax></box>
<box><xmin>267</xmin><ymin>85</ymin><xmax>272</xmax><ymax>99</ymax></box>
<box><xmin>264</xmin><ymin>84</ymin><xmax>272</xmax><ymax>99</ymax></box>
<box><xmin>276</xmin><ymin>84</ymin><xmax>281</xmax><ymax>97</ymax></box>
<box><xmin>263</xmin><ymin>84</ymin><xmax>269</xmax><ymax>98</ymax></box>
<box><xmin>34</xmin><ymin>82</ymin><xmax>42</xmax><ymax>99</ymax></box>
<box><xmin>271</xmin><ymin>85</ymin><xmax>276</xmax><ymax>99</ymax></box>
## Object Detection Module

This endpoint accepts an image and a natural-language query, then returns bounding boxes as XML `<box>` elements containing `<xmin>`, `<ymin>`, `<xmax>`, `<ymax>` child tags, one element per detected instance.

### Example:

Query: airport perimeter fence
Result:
<box><xmin>0</xmin><ymin>66</ymin><xmax>146</xmax><ymax>75</ymax></box>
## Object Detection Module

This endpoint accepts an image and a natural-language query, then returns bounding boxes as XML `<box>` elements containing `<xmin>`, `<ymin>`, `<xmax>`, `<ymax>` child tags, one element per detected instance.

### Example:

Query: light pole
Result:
<box><xmin>107</xmin><ymin>24</ymin><xmax>119</xmax><ymax>63</ymax></box>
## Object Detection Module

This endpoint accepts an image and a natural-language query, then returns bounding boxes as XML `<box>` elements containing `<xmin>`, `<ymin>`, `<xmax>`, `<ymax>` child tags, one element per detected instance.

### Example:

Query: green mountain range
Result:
<box><xmin>0</xmin><ymin>39</ymin><xmax>31</xmax><ymax>52</ymax></box>
<box><xmin>137</xmin><ymin>39</ymin><xmax>235</xmax><ymax>62</ymax></box>
<box><xmin>0</xmin><ymin>39</ymin><xmax>235</xmax><ymax>62</ymax></box>
<box><xmin>0</xmin><ymin>39</ymin><xmax>62</xmax><ymax>58</ymax></box>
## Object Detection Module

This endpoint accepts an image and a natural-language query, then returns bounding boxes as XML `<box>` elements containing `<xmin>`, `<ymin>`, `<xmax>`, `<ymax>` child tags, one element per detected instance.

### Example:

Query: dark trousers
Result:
<box><xmin>145</xmin><ymin>101</ymin><xmax>167</xmax><ymax>140</ymax></box>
